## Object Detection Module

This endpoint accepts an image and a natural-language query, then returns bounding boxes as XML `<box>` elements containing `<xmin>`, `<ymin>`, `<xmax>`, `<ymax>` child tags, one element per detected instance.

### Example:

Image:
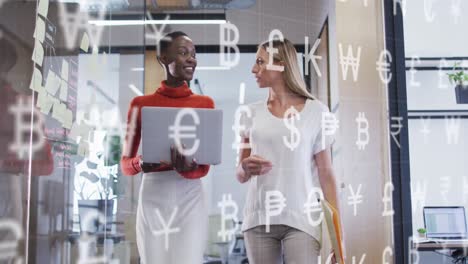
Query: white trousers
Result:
<box><xmin>136</xmin><ymin>171</ymin><xmax>208</xmax><ymax>264</ymax></box>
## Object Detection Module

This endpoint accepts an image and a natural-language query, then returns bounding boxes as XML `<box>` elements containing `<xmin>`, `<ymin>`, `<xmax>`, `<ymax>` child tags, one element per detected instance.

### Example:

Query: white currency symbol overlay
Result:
<box><xmin>338</xmin><ymin>43</ymin><xmax>361</xmax><ymax>82</ymax></box>
<box><xmin>321</xmin><ymin>112</ymin><xmax>339</xmax><ymax>149</ymax></box>
<box><xmin>58</xmin><ymin>0</ymin><xmax>106</xmax><ymax>50</ymax></box>
<box><xmin>0</xmin><ymin>219</ymin><xmax>24</xmax><ymax>264</ymax></box>
<box><xmin>220</xmin><ymin>22</ymin><xmax>240</xmax><ymax>68</ymax></box>
<box><xmin>217</xmin><ymin>194</ymin><xmax>239</xmax><ymax>242</ymax></box>
<box><xmin>376</xmin><ymin>49</ymin><xmax>392</xmax><ymax>84</ymax></box>
<box><xmin>152</xmin><ymin>207</ymin><xmax>181</xmax><ymax>251</ymax></box>
<box><xmin>445</xmin><ymin>116</ymin><xmax>460</xmax><ymax>145</ymax></box>
<box><xmin>265</xmin><ymin>190</ymin><xmax>286</xmax><ymax>233</ymax></box>
<box><xmin>352</xmin><ymin>254</ymin><xmax>366</xmax><ymax>264</ymax></box>
<box><xmin>303</xmin><ymin>187</ymin><xmax>324</xmax><ymax>227</ymax></box>
<box><xmin>232</xmin><ymin>105</ymin><xmax>252</xmax><ymax>151</ymax></box>
<box><xmin>382</xmin><ymin>181</ymin><xmax>395</xmax><ymax>217</ymax></box>
<box><xmin>390</xmin><ymin>116</ymin><xmax>403</xmax><ymax>149</ymax></box>
<box><xmin>169</xmin><ymin>108</ymin><xmax>200</xmax><ymax>156</ymax></box>
<box><xmin>8</xmin><ymin>97</ymin><xmax>46</xmax><ymax>159</ymax></box>
<box><xmin>355</xmin><ymin>112</ymin><xmax>369</xmax><ymax>150</ymax></box>
<box><xmin>145</xmin><ymin>12</ymin><xmax>170</xmax><ymax>57</ymax></box>
<box><xmin>382</xmin><ymin>246</ymin><xmax>393</xmax><ymax>264</ymax></box>
<box><xmin>266</xmin><ymin>29</ymin><xmax>285</xmax><ymax>72</ymax></box>
<box><xmin>348</xmin><ymin>184</ymin><xmax>363</xmax><ymax>216</ymax></box>
<box><xmin>283</xmin><ymin>106</ymin><xmax>301</xmax><ymax>151</ymax></box>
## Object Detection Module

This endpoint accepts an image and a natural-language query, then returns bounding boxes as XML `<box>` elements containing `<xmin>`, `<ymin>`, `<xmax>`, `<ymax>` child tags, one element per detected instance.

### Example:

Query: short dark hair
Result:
<box><xmin>158</xmin><ymin>31</ymin><xmax>188</xmax><ymax>55</ymax></box>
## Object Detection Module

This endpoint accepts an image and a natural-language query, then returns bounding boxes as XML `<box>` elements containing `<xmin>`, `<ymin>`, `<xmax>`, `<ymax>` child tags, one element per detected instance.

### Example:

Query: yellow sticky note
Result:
<box><xmin>29</xmin><ymin>67</ymin><xmax>44</xmax><ymax>92</ymax></box>
<box><xmin>32</xmin><ymin>40</ymin><xmax>44</xmax><ymax>67</ymax></box>
<box><xmin>61</xmin><ymin>60</ymin><xmax>69</xmax><ymax>81</ymax></box>
<box><xmin>33</xmin><ymin>17</ymin><xmax>46</xmax><ymax>43</ymax></box>
<box><xmin>38</xmin><ymin>0</ymin><xmax>49</xmax><ymax>17</ymax></box>
<box><xmin>59</xmin><ymin>79</ymin><xmax>68</xmax><ymax>101</ymax></box>
<box><xmin>45</xmin><ymin>71</ymin><xmax>60</xmax><ymax>95</ymax></box>
<box><xmin>80</xmin><ymin>33</ymin><xmax>89</xmax><ymax>52</ymax></box>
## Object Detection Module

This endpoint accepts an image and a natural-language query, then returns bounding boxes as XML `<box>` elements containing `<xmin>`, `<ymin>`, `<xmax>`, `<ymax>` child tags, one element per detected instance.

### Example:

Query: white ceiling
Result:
<box><xmin>0</xmin><ymin>0</ymin><xmax>329</xmax><ymax>48</ymax></box>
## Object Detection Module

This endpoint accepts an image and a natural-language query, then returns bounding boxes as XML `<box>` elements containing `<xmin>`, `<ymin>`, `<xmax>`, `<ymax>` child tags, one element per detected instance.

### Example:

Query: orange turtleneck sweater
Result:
<box><xmin>120</xmin><ymin>81</ymin><xmax>215</xmax><ymax>178</ymax></box>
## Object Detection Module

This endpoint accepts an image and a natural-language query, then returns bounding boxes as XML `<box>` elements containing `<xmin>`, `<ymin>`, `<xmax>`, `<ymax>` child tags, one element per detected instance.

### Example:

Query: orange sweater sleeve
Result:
<box><xmin>120</xmin><ymin>98</ymin><xmax>143</xmax><ymax>176</ymax></box>
<box><xmin>120</xmin><ymin>95</ymin><xmax>216</xmax><ymax>178</ymax></box>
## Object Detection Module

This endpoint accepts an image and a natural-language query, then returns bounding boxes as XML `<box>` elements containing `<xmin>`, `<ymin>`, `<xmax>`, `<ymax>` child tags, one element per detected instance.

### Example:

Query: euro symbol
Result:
<box><xmin>169</xmin><ymin>108</ymin><xmax>200</xmax><ymax>157</ymax></box>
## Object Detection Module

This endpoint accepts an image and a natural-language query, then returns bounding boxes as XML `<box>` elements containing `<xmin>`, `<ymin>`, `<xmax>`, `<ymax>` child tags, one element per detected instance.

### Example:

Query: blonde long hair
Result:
<box><xmin>260</xmin><ymin>38</ymin><xmax>315</xmax><ymax>100</ymax></box>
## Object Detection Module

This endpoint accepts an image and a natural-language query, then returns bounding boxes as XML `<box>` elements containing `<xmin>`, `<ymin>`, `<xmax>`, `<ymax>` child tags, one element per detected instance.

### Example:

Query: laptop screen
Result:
<box><xmin>424</xmin><ymin>207</ymin><xmax>467</xmax><ymax>239</ymax></box>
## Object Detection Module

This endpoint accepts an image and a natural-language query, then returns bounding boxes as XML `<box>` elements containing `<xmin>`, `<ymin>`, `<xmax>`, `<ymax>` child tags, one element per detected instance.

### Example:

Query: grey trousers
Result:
<box><xmin>244</xmin><ymin>225</ymin><xmax>321</xmax><ymax>264</ymax></box>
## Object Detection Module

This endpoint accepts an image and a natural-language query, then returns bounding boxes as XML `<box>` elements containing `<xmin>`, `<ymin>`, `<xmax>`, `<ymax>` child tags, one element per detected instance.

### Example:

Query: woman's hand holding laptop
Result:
<box><xmin>139</xmin><ymin>144</ymin><xmax>199</xmax><ymax>173</ymax></box>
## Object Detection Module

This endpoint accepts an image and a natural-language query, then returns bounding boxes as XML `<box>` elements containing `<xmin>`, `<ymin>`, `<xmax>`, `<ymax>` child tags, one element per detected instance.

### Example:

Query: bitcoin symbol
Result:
<box><xmin>217</xmin><ymin>194</ymin><xmax>239</xmax><ymax>242</ymax></box>
<box><xmin>282</xmin><ymin>106</ymin><xmax>301</xmax><ymax>151</ymax></box>
<box><xmin>355</xmin><ymin>112</ymin><xmax>369</xmax><ymax>150</ymax></box>
<box><xmin>168</xmin><ymin>108</ymin><xmax>200</xmax><ymax>156</ymax></box>
<box><xmin>8</xmin><ymin>97</ymin><xmax>46</xmax><ymax>159</ymax></box>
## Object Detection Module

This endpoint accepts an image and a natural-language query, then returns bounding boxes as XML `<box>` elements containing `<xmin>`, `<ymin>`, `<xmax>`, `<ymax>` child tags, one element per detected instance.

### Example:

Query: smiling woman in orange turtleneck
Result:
<box><xmin>120</xmin><ymin>31</ymin><xmax>214</xmax><ymax>264</ymax></box>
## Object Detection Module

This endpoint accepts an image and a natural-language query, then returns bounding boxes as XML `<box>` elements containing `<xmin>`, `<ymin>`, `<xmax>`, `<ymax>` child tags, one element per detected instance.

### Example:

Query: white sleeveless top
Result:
<box><xmin>240</xmin><ymin>99</ymin><xmax>334</xmax><ymax>244</ymax></box>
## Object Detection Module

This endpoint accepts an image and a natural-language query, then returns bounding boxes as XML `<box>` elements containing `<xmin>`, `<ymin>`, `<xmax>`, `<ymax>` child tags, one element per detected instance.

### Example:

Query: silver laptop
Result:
<box><xmin>141</xmin><ymin>107</ymin><xmax>223</xmax><ymax>165</ymax></box>
<box><xmin>423</xmin><ymin>206</ymin><xmax>468</xmax><ymax>240</ymax></box>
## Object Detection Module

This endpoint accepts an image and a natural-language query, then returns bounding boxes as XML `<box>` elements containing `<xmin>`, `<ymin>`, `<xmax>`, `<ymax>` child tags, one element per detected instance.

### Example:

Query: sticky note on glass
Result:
<box><xmin>36</xmin><ymin>90</ymin><xmax>46</xmax><ymax>110</ymax></box>
<box><xmin>45</xmin><ymin>71</ymin><xmax>60</xmax><ymax>95</ymax></box>
<box><xmin>63</xmin><ymin>108</ymin><xmax>73</xmax><ymax>129</ymax></box>
<box><xmin>33</xmin><ymin>17</ymin><xmax>46</xmax><ymax>43</ymax></box>
<box><xmin>32</xmin><ymin>40</ymin><xmax>44</xmax><ymax>67</ymax></box>
<box><xmin>29</xmin><ymin>67</ymin><xmax>44</xmax><ymax>92</ymax></box>
<box><xmin>80</xmin><ymin>33</ymin><xmax>89</xmax><ymax>52</ymax></box>
<box><xmin>61</xmin><ymin>60</ymin><xmax>69</xmax><ymax>81</ymax></box>
<box><xmin>38</xmin><ymin>0</ymin><xmax>49</xmax><ymax>17</ymax></box>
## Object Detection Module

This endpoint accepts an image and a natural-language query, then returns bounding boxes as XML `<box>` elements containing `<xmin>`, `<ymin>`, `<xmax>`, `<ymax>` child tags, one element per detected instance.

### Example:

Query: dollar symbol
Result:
<box><xmin>168</xmin><ymin>108</ymin><xmax>200</xmax><ymax>156</ymax></box>
<box><xmin>355</xmin><ymin>112</ymin><xmax>369</xmax><ymax>150</ymax></box>
<box><xmin>282</xmin><ymin>106</ymin><xmax>301</xmax><ymax>151</ymax></box>
<box><xmin>217</xmin><ymin>194</ymin><xmax>239</xmax><ymax>242</ymax></box>
<box><xmin>8</xmin><ymin>97</ymin><xmax>46</xmax><ymax>159</ymax></box>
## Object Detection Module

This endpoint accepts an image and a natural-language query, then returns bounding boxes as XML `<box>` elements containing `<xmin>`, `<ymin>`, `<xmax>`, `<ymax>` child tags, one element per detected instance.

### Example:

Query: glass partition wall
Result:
<box><xmin>0</xmin><ymin>1</ymin><xmax>145</xmax><ymax>263</ymax></box>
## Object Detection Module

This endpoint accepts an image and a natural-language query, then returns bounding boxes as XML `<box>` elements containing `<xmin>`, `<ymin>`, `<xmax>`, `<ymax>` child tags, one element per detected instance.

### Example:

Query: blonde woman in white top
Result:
<box><xmin>237</xmin><ymin>38</ymin><xmax>343</xmax><ymax>264</ymax></box>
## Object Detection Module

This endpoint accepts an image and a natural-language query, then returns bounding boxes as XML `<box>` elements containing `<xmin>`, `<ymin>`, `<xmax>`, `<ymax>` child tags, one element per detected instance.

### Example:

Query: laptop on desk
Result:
<box><xmin>423</xmin><ymin>206</ymin><xmax>468</xmax><ymax>243</ymax></box>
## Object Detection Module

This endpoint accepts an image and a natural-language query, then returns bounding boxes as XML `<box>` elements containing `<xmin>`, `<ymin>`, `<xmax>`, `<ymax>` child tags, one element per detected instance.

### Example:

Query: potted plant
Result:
<box><xmin>75</xmin><ymin>134</ymin><xmax>124</xmax><ymax>233</ymax></box>
<box><xmin>417</xmin><ymin>228</ymin><xmax>427</xmax><ymax>238</ymax></box>
<box><xmin>447</xmin><ymin>61</ymin><xmax>468</xmax><ymax>104</ymax></box>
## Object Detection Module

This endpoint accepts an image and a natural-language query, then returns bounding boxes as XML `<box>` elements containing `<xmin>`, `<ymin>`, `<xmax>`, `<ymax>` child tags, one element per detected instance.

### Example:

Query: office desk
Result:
<box><xmin>414</xmin><ymin>240</ymin><xmax>468</xmax><ymax>251</ymax></box>
<box><xmin>413</xmin><ymin>239</ymin><xmax>468</xmax><ymax>263</ymax></box>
